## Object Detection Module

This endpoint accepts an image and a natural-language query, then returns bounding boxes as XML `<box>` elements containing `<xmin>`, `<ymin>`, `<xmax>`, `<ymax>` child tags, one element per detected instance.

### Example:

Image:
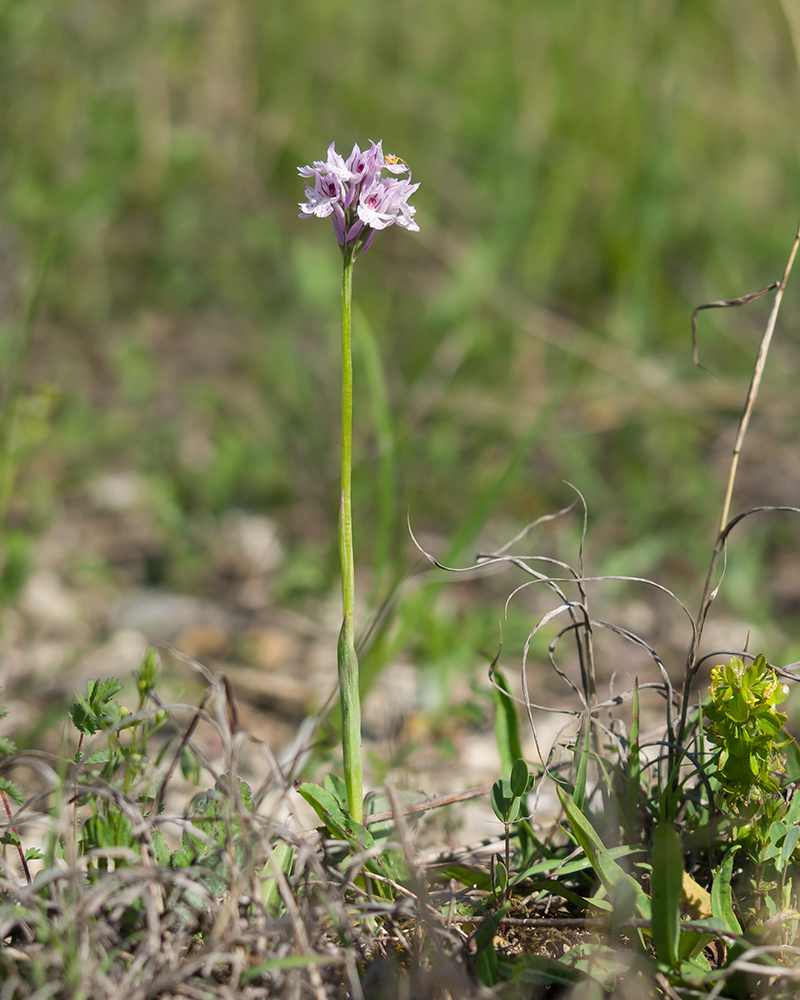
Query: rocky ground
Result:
<box><xmin>2</xmin><ymin>463</ymin><xmax>799</xmax><ymax>856</ymax></box>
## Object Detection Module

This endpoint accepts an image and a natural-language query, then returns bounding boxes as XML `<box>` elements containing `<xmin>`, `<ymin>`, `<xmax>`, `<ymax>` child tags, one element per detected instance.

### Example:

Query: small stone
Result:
<box><xmin>76</xmin><ymin>629</ymin><xmax>149</xmax><ymax>683</ymax></box>
<box><xmin>87</xmin><ymin>472</ymin><xmax>147</xmax><ymax>513</ymax></box>
<box><xmin>19</xmin><ymin>572</ymin><xmax>80</xmax><ymax>629</ymax></box>
<box><xmin>173</xmin><ymin>626</ymin><xmax>231</xmax><ymax>661</ymax></box>
<box><xmin>221</xmin><ymin>511</ymin><xmax>284</xmax><ymax>576</ymax></box>
<box><xmin>237</xmin><ymin>627</ymin><xmax>300</xmax><ymax>670</ymax></box>
<box><xmin>111</xmin><ymin>589</ymin><xmax>236</xmax><ymax>642</ymax></box>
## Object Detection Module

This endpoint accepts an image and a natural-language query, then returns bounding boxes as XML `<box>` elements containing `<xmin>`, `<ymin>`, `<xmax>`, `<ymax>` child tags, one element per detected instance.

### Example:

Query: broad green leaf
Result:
<box><xmin>493</xmin><ymin>669</ymin><xmax>523</xmax><ymax>779</ymax></box>
<box><xmin>782</xmin><ymin>824</ymin><xmax>800</xmax><ymax>863</ymax></box>
<box><xmin>324</xmin><ymin>772</ymin><xmax>348</xmax><ymax>809</ymax></box>
<box><xmin>435</xmin><ymin>864</ymin><xmax>492</xmax><ymax>892</ymax></box>
<box><xmin>573</xmin><ymin>713</ymin><xmax>591</xmax><ymax>811</ymax></box>
<box><xmin>495</xmin><ymin>858</ymin><xmax>508</xmax><ymax>894</ymax></box>
<box><xmin>151</xmin><ymin>829</ymin><xmax>172</xmax><ymax>866</ymax></box>
<box><xmin>474</xmin><ymin>903</ymin><xmax>510</xmax><ymax>987</ymax></box>
<box><xmin>711</xmin><ymin>847</ymin><xmax>742</xmax><ymax>935</ymax></box>
<box><xmin>768</xmin><ymin>821</ymin><xmax>787</xmax><ymax>844</ymax></box>
<box><xmin>295</xmin><ymin>781</ymin><xmax>373</xmax><ymax>848</ymax></box>
<box><xmin>491</xmin><ymin>779</ymin><xmax>515</xmax><ymax>823</ymax></box>
<box><xmin>511</xmin><ymin>844</ymin><xmax>642</xmax><ymax>887</ymax></box>
<box><xmin>180</xmin><ymin>747</ymin><xmax>201</xmax><ymax>785</ymax></box>
<box><xmin>262</xmin><ymin>840</ymin><xmax>295</xmax><ymax>915</ymax></box>
<box><xmin>557</xmin><ymin>786</ymin><xmax>651</xmax><ymax>924</ymax></box>
<box><xmin>510</xmin><ymin>758</ymin><xmax>529</xmax><ymax>798</ymax></box>
<box><xmin>650</xmin><ymin>822</ymin><xmax>682</xmax><ymax>968</ymax></box>
<box><xmin>524</xmin><ymin>877</ymin><xmax>604</xmax><ymax>912</ymax></box>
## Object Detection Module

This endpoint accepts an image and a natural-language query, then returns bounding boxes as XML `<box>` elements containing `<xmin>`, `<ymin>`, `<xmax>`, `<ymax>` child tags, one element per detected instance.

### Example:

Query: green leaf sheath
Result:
<box><xmin>337</xmin><ymin>245</ymin><xmax>363</xmax><ymax>824</ymax></box>
<box><xmin>338</xmin><ymin>615</ymin><xmax>363</xmax><ymax>825</ymax></box>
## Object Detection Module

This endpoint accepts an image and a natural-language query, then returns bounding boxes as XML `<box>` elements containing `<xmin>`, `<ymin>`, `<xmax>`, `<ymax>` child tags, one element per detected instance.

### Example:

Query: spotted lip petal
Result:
<box><xmin>298</xmin><ymin>172</ymin><xmax>345</xmax><ymax>219</ymax></box>
<box><xmin>357</xmin><ymin>175</ymin><xmax>420</xmax><ymax>232</ymax></box>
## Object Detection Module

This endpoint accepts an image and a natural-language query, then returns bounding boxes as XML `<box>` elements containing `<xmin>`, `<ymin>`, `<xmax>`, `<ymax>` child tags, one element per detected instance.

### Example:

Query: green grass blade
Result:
<box><xmin>0</xmin><ymin>255</ymin><xmax>49</xmax><ymax>526</ymax></box>
<box><xmin>625</xmin><ymin>678</ymin><xmax>641</xmax><ymax>839</ymax></box>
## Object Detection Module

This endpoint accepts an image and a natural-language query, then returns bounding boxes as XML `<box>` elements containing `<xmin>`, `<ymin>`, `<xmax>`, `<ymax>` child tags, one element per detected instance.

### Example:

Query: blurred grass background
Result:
<box><xmin>2</xmin><ymin>0</ymin><xmax>800</xmax><ymax>684</ymax></box>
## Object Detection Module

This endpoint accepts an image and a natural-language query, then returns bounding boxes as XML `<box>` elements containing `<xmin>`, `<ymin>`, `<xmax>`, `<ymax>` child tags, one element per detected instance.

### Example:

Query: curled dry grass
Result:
<box><xmin>0</xmin><ymin>670</ymin><xmax>494</xmax><ymax>1000</ymax></box>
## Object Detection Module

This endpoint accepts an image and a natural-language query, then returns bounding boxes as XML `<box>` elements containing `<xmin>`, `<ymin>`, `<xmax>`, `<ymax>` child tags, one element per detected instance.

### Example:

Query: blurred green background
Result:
<box><xmin>2</xmin><ymin>0</ymin><xmax>800</xmax><ymax>675</ymax></box>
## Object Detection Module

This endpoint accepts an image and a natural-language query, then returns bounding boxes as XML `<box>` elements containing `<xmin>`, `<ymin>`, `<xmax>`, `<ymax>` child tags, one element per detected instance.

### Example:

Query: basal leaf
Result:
<box><xmin>650</xmin><ymin>822</ymin><xmax>682</xmax><ymax>969</ymax></box>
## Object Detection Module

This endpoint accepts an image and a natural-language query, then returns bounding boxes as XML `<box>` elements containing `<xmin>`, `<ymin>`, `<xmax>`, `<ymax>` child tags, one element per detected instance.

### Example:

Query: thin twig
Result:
<box><xmin>691</xmin><ymin>282</ymin><xmax>779</xmax><ymax>374</ymax></box>
<box><xmin>718</xmin><ymin>226</ymin><xmax>800</xmax><ymax>533</ymax></box>
<box><xmin>677</xmin><ymin>222</ymin><xmax>800</xmax><ymax>750</ymax></box>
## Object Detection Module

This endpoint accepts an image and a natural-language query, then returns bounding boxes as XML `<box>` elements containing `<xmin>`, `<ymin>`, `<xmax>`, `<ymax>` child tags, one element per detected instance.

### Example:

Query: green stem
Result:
<box><xmin>338</xmin><ymin>246</ymin><xmax>363</xmax><ymax>823</ymax></box>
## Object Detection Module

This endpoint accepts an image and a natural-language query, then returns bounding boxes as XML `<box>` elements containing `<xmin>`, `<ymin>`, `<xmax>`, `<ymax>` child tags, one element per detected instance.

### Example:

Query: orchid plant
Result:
<box><xmin>298</xmin><ymin>141</ymin><xmax>419</xmax><ymax>822</ymax></box>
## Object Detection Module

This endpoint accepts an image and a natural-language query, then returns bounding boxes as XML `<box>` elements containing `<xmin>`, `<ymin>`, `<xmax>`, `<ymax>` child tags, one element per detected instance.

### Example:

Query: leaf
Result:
<box><xmin>681</xmin><ymin>871</ymin><xmax>712</xmax><ymax>919</ymax></box>
<box><xmin>524</xmin><ymin>877</ymin><xmax>604</xmax><ymax>912</ymax></box>
<box><xmin>491</xmin><ymin>779</ymin><xmax>515</xmax><ymax>824</ymax></box>
<box><xmin>0</xmin><ymin>776</ymin><xmax>24</xmax><ymax>805</ymax></box>
<box><xmin>557</xmin><ymin>786</ymin><xmax>651</xmax><ymax>926</ymax></box>
<box><xmin>295</xmin><ymin>781</ymin><xmax>372</xmax><ymax>846</ymax></box>
<box><xmin>180</xmin><ymin>747</ymin><xmax>201</xmax><ymax>785</ymax></box>
<box><xmin>711</xmin><ymin>847</ymin><xmax>742</xmax><ymax>935</ymax></box>
<box><xmin>493</xmin><ymin>668</ymin><xmax>523</xmax><ymax>779</ymax></box>
<box><xmin>650</xmin><ymin>822</ymin><xmax>683</xmax><ymax>969</ymax></box>
<box><xmin>511</xmin><ymin>844</ymin><xmax>643</xmax><ymax>887</ymax></box>
<box><xmin>262</xmin><ymin>840</ymin><xmax>295</xmax><ymax>916</ymax></box>
<box><xmin>151</xmin><ymin>829</ymin><xmax>172</xmax><ymax>866</ymax></box>
<box><xmin>768</xmin><ymin>820</ymin><xmax>787</xmax><ymax>845</ymax></box>
<box><xmin>510</xmin><ymin>758</ymin><xmax>530</xmax><ymax>798</ymax></box>
<box><xmin>474</xmin><ymin>903</ymin><xmax>510</xmax><ymax>987</ymax></box>
<box><xmin>625</xmin><ymin>678</ymin><xmax>641</xmax><ymax>839</ymax></box>
<box><xmin>494</xmin><ymin>857</ymin><xmax>508</xmax><ymax>894</ymax></box>
<box><xmin>782</xmin><ymin>824</ymin><xmax>800</xmax><ymax>863</ymax></box>
<box><xmin>241</xmin><ymin>954</ymin><xmax>332</xmax><ymax>983</ymax></box>
<box><xmin>572</xmin><ymin>713</ymin><xmax>591</xmax><ymax>811</ymax></box>
<box><xmin>435</xmin><ymin>864</ymin><xmax>492</xmax><ymax>892</ymax></box>
<box><xmin>324</xmin><ymin>772</ymin><xmax>348</xmax><ymax>809</ymax></box>
<box><xmin>498</xmin><ymin>953</ymin><xmax>582</xmax><ymax>988</ymax></box>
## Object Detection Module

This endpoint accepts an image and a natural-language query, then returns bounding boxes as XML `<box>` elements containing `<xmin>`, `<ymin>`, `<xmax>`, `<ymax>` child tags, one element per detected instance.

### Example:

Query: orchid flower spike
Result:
<box><xmin>298</xmin><ymin>140</ymin><xmax>419</xmax><ymax>255</ymax></box>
